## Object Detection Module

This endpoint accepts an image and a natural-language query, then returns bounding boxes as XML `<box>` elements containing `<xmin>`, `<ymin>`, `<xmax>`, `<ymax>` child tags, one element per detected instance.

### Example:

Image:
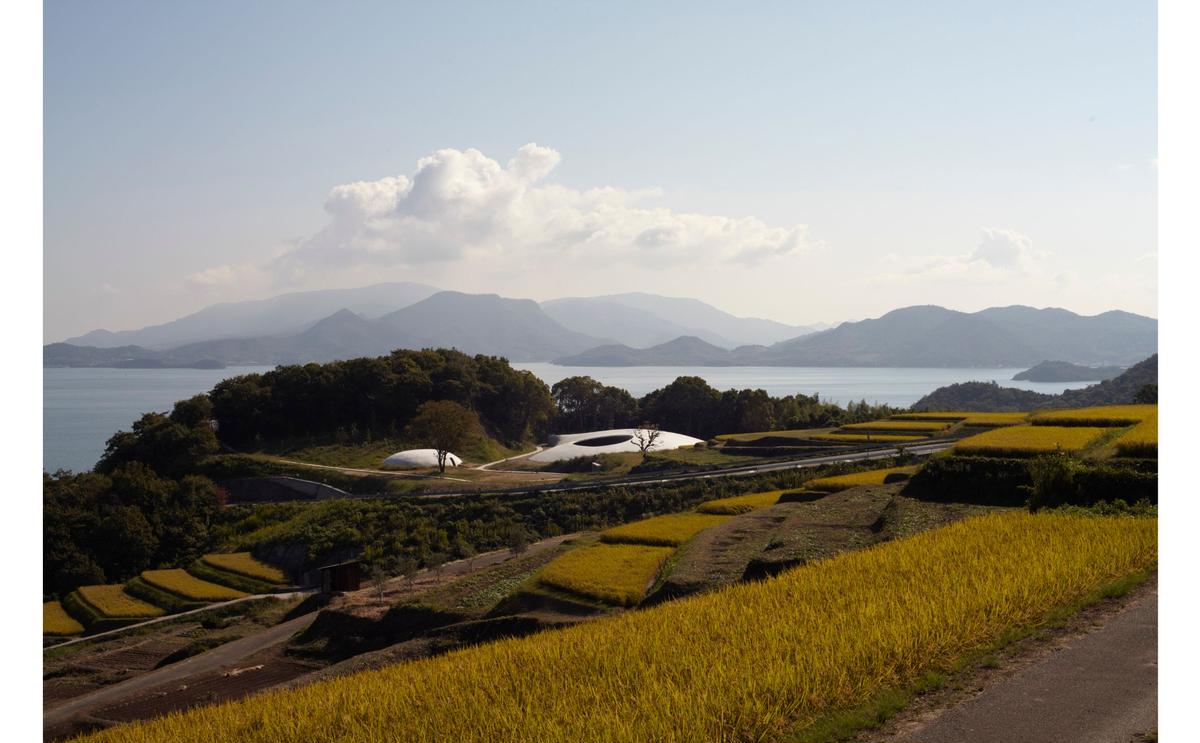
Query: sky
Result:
<box><xmin>43</xmin><ymin>0</ymin><xmax>1157</xmax><ymax>342</ymax></box>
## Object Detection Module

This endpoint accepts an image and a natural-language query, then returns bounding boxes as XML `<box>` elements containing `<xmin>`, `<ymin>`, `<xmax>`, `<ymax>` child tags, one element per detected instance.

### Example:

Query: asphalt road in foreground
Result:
<box><xmin>897</xmin><ymin>590</ymin><xmax>1157</xmax><ymax>743</ymax></box>
<box><xmin>418</xmin><ymin>440</ymin><xmax>956</xmax><ymax>499</ymax></box>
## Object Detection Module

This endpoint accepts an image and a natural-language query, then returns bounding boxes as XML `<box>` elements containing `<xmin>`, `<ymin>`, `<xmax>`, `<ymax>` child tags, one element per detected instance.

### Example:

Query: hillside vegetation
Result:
<box><xmin>914</xmin><ymin>354</ymin><xmax>1157</xmax><ymax>412</ymax></box>
<box><xmin>80</xmin><ymin>512</ymin><xmax>1156</xmax><ymax>743</ymax></box>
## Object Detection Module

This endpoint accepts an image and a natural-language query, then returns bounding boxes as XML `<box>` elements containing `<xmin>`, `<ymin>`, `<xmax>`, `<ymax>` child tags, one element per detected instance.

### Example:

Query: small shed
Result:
<box><xmin>318</xmin><ymin>560</ymin><xmax>362</xmax><ymax>593</ymax></box>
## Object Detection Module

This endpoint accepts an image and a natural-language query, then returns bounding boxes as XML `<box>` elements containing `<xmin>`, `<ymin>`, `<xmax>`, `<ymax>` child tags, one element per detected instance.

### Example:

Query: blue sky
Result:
<box><xmin>44</xmin><ymin>0</ymin><xmax>1157</xmax><ymax>340</ymax></box>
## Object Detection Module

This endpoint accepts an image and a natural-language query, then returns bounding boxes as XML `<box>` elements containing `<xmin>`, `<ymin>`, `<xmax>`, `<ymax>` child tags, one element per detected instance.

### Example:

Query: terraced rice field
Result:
<box><xmin>1114</xmin><ymin>410</ymin><xmax>1158</xmax><ymax>458</ymax></box>
<box><xmin>891</xmin><ymin>411</ymin><xmax>1029</xmax><ymax>424</ymax></box>
<box><xmin>697</xmin><ymin>490</ymin><xmax>784</xmax><ymax>515</ymax></box>
<box><xmin>538</xmin><ymin>543</ymin><xmax>675</xmax><ymax>606</ymax></box>
<box><xmin>76</xmin><ymin>585</ymin><xmax>165</xmax><ymax>619</ymax></box>
<box><xmin>201</xmin><ymin>553</ymin><xmax>286</xmax><ymax>584</ymax></box>
<box><xmin>44</xmin><ymin>601</ymin><xmax>84</xmax><ymax>635</ymax></box>
<box><xmin>808</xmin><ymin>433</ymin><xmax>927</xmax><ymax>442</ymax></box>
<box><xmin>599</xmin><ymin>512</ymin><xmax>730</xmax><ymax>547</ymax></box>
<box><xmin>714</xmin><ymin>429</ymin><xmax>827</xmax><ymax>442</ymax></box>
<box><xmin>806</xmin><ymin>466</ymin><xmax>921</xmax><ymax>492</ymax></box>
<box><xmin>141</xmin><ymin>569</ymin><xmax>247</xmax><ymax>602</ymax></box>
<box><xmin>840</xmin><ymin>420</ymin><xmax>950</xmax><ymax>432</ymax></box>
<box><xmin>81</xmin><ymin>512</ymin><xmax>1156</xmax><ymax>743</ymax></box>
<box><xmin>954</xmin><ymin>425</ymin><xmax>1109</xmax><ymax>456</ymax></box>
<box><xmin>1030</xmin><ymin>405</ymin><xmax>1156</xmax><ymax>427</ymax></box>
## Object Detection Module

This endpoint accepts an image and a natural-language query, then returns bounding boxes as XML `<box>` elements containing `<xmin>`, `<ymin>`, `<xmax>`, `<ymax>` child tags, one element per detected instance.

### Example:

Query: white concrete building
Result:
<box><xmin>382</xmin><ymin>449</ymin><xmax>463</xmax><ymax>468</ymax></box>
<box><xmin>529</xmin><ymin>428</ymin><xmax>704</xmax><ymax>463</ymax></box>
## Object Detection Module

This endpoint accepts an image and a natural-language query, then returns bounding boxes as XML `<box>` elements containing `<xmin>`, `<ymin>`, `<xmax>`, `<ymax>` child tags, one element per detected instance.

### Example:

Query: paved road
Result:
<box><xmin>898</xmin><ymin>591</ymin><xmax>1157</xmax><ymax>743</ymax></box>
<box><xmin>43</xmin><ymin>612</ymin><xmax>317</xmax><ymax>729</ymax></box>
<box><xmin>419</xmin><ymin>440</ymin><xmax>955</xmax><ymax>498</ymax></box>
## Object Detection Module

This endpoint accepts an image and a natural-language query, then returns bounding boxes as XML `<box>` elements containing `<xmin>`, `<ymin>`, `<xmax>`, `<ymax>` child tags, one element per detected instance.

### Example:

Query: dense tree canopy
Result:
<box><xmin>97</xmin><ymin>395</ymin><xmax>219</xmax><ymax>478</ymax></box>
<box><xmin>208</xmin><ymin>349</ymin><xmax>554</xmax><ymax>449</ymax></box>
<box><xmin>43</xmin><ymin>464</ymin><xmax>223</xmax><ymax>597</ymax></box>
<box><xmin>551</xmin><ymin>376</ymin><xmax>640</xmax><ymax>433</ymax></box>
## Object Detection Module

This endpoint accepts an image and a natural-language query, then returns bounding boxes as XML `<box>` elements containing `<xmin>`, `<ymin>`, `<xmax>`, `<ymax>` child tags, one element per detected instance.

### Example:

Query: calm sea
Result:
<box><xmin>43</xmin><ymin>366</ymin><xmax>275</xmax><ymax>474</ymax></box>
<box><xmin>44</xmin><ymin>364</ymin><xmax>1089</xmax><ymax>474</ymax></box>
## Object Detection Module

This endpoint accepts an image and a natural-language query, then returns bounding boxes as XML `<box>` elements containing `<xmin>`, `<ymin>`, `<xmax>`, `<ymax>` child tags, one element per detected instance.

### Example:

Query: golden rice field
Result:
<box><xmin>714</xmin><ymin>428</ymin><xmax>823</xmax><ymax>442</ymax></box>
<box><xmin>954</xmin><ymin>425</ymin><xmax>1109</xmax><ymax>457</ymax></box>
<box><xmin>697</xmin><ymin>490</ymin><xmax>784</xmax><ymax>515</ymax></box>
<box><xmin>599</xmin><ymin>512</ymin><xmax>730</xmax><ymax>547</ymax></box>
<box><xmin>1114</xmin><ymin>410</ymin><xmax>1158</xmax><ymax>458</ymax></box>
<box><xmin>840</xmin><ymin>420</ymin><xmax>950</xmax><ymax>432</ymax></box>
<box><xmin>77</xmin><ymin>585</ymin><xmax>165</xmax><ymax>619</ymax></box>
<box><xmin>809</xmin><ymin>432</ymin><xmax>927</xmax><ymax>442</ymax></box>
<box><xmin>201</xmin><ymin>553</ymin><xmax>286</xmax><ymax>584</ymax></box>
<box><xmin>43</xmin><ymin>601</ymin><xmax>84</xmax><ymax>636</ymax></box>
<box><xmin>1030</xmin><ymin>405</ymin><xmax>1157</xmax><ymax>427</ymax></box>
<box><xmin>806</xmin><ymin>465</ymin><xmax>921</xmax><ymax>492</ymax></box>
<box><xmin>141</xmin><ymin>569</ymin><xmax>247</xmax><ymax>602</ymax></box>
<box><xmin>538</xmin><ymin>543</ymin><xmax>675</xmax><ymax>606</ymax></box>
<box><xmin>889</xmin><ymin>412</ymin><xmax>972</xmax><ymax>421</ymax></box>
<box><xmin>82</xmin><ymin>512</ymin><xmax>1156</xmax><ymax>743</ymax></box>
<box><xmin>957</xmin><ymin>413</ymin><xmax>1031</xmax><ymax>427</ymax></box>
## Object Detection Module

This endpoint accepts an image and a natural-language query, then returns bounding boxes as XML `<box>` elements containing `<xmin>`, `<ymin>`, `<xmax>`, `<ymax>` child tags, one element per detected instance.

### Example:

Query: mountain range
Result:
<box><xmin>46</xmin><ymin>285</ymin><xmax>1156</xmax><ymax>369</ymax></box>
<box><xmin>554</xmin><ymin>305</ymin><xmax>1156</xmax><ymax>368</ymax></box>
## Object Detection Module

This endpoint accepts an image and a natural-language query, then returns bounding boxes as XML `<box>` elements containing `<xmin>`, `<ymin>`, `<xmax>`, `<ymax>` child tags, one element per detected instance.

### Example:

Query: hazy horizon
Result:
<box><xmin>45</xmin><ymin>2</ymin><xmax>1156</xmax><ymax>342</ymax></box>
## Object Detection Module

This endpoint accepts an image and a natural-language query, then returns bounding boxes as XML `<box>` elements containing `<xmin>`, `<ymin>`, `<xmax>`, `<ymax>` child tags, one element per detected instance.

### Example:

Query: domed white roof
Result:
<box><xmin>530</xmin><ymin>428</ymin><xmax>704</xmax><ymax>463</ymax></box>
<box><xmin>382</xmin><ymin>449</ymin><xmax>463</xmax><ymax>468</ymax></box>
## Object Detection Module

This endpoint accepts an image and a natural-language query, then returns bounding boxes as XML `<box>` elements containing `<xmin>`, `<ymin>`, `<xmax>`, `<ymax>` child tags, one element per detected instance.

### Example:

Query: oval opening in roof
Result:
<box><xmin>575</xmin><ymin>434</ymin><xmax>634</xmax><ymax>447</ymax></box>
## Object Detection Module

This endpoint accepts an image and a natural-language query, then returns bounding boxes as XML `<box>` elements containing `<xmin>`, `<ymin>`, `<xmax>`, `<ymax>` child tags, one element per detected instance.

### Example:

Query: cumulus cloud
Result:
<box><xmin>869</xmin><ymin>228</ymin><xmax>1045</xmax><ymax>286</ymax></box>
<box><xmin>262</xmin><ymin>143</ymin><xmax>813</xmax><ymax>282</ymax></box>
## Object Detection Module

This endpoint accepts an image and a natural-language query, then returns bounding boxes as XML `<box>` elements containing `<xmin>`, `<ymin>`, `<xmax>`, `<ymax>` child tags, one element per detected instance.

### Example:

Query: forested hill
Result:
<box><xmin>912</xmin><ymin>354</ymin><xmax>1158</xmax><ymax>412</ymax></box>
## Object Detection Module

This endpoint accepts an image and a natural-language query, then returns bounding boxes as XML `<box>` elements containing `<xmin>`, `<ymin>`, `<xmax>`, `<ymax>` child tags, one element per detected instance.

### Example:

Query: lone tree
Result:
<box><xmin>406</xmin><ymin>400</ymin><xmax>481</xmax><ymax>472</ymax></box>
<box><xmin>631</xmin><ymin>423</ymin><xmax>663</xmax><ymax>454</ymax></box>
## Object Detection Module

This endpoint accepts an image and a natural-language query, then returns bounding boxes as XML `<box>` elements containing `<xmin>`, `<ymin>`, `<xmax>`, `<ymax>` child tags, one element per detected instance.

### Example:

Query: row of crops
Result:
<box><xmin>807</xmin><ymin>411</ymin><xmax>1028</xmax><ymax>443</ymax></box>
<box><xmin>44</xmin><ymin>552</ymin><xmax>289</xmax><ymax>637</ymax></box>
<box><xmin>952</xmin><ymin>405</ymin><xmax>1158</xmax><ymax>458</ymax></box>
<box><xmin>536</xmin><ymin>491</ymin><xmax>788</xmax><ymax>607</ymax></box>
<box><xmin>533</xmin><ymin>460</ymin><xmax>940</xmax><ymax>608</ymax></box>
<box><xmin>79</xmin><ymin>510</ymin><xmax>1157</xmax><ymax>743</ymax></box>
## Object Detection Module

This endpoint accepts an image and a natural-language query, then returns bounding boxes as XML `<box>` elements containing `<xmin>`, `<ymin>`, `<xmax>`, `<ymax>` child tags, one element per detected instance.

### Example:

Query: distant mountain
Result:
<box><xmin>542</xmin><ymin>292</ymin><xmax>821</xmax><ymax>348</ymax></box>
<box><xmin>1012</xmin><ymin>360</ymin><xmax>1124</xmax><ymax>382</ymax></box>
<box><xmin>751</xmin><ymin>305</ymin><xmax>1154</xmax><ymax>367</ymax></box>
<box><xmin>912</xmin><ymin>354</ymin><xmax>1158</xmax><ymax>411</ymax></box>
<box><xmin>554</xmin><ymin>305</ymin><xmax>1156</xmax><ymax>368</ymax></box>
<box><xmin>375</xmin><ymin>292</ymin><xmax>602</xmax><ymax>361</ymax></box>
<box><xmin>555</xmin><ymin>336</ymin><xmax>736</xmax><ymax>366</ymax></box>
<box><xmin>57</xmin><ymin>291</ymin><xmax>606</xmax><ymax>366</ymax></box>
<box><xmin>43</xmin><ymin>343</ymin><xmax>225</xmax><ymax>369</ymax></box>
<box><xmin>62</xmin><ymin>282</ymin><xmax>440</xmax><ymax>349</ymax></box>
<box><xmin>541</xmin><ymin>298</ymin><xmax>733</xmax><ymax>348</ymax></box>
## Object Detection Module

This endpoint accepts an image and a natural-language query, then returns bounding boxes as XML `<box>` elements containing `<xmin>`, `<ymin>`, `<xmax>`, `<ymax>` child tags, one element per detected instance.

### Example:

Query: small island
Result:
<box><xmin>1012</xmin><ymin>360</ymin><xmax>1124</xmax><ymax>383</ymax></box>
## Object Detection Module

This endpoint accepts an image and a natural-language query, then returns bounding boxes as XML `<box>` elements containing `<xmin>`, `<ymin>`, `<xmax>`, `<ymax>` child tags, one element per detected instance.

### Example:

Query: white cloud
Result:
<box><xmin>261</xmin><ymin>143</ymin><xmax>813</xmax><ymax>282</ymax></box>
<box><xmin>868</xmin><ymin>228</ymin><xmax>1045</xmax><ymax>286</ymax></box>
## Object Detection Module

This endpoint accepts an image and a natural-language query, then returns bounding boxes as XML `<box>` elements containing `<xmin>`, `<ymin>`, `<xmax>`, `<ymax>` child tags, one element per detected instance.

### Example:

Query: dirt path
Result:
<box><xmin>889</xmin><ymin>587</ymin><xmax>1157</xmax><ymax>743</ymax></box>
<box><xmin>43</xmin><ymin>612</ymin><xmax>317</xmax><ymax>730</ymax></box>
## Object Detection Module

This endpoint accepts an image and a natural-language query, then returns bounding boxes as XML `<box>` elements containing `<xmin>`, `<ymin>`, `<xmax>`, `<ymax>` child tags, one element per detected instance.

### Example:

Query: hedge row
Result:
<box><xmin>903</xmin><ymin>455</ymin><xmax>1158</xmax><ymax>508</ymax></box>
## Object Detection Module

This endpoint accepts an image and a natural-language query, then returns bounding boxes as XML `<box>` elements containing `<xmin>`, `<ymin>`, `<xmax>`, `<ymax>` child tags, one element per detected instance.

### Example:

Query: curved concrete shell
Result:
<box><xmin>530</xmin><ymin>428</ymin><xmax>704</xmax><ymax>463</ymax></box>
<box><xmin>382</xmin><ymin>449</ymin><xmax>463</xmax><ymax>468</ymax></box>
